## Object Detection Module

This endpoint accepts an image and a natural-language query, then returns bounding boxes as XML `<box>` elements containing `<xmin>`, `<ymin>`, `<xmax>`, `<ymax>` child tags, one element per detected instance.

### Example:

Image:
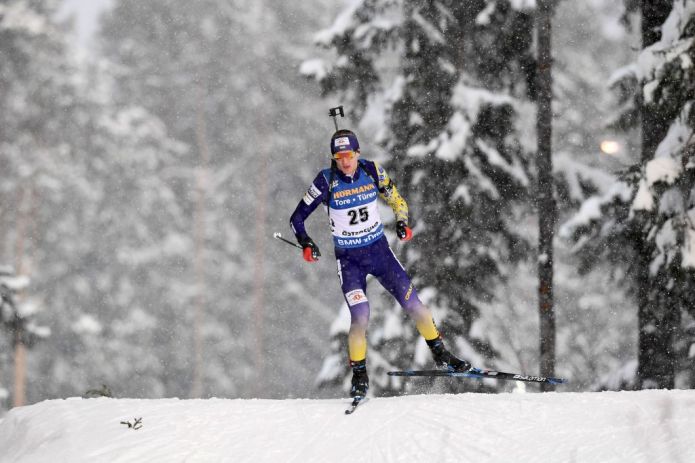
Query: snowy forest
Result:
<box><xmin>1</xmin><ymin>0</ymin><xmax>694</xmax><ymax>413</ymax></box>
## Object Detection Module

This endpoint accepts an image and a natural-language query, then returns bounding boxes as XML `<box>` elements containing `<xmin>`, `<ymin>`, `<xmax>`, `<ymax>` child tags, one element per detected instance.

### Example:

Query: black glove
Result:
<box><xmin>396</xmin><ymin>221</ymin><xmax>413</xmax><ymax>241</ymax></box>
<box><xmin>298</xmin><ymin>236</ymin><xmax>321</xmax><ymax>262</ymax></box>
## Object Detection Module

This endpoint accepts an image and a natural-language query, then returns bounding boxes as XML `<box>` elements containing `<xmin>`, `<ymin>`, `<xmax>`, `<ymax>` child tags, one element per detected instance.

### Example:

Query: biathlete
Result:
<box><xmin>290</xmin><ymin>129</ymin><xmax>470</xmax><ymax>398</ymax></box>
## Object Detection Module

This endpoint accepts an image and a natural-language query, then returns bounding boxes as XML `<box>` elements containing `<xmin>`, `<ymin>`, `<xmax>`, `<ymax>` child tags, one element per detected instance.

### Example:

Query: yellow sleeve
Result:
<box><xmin>374</xmin><ymin>162</ymin><xmax>408</xmax><ymax>223</ymax></box>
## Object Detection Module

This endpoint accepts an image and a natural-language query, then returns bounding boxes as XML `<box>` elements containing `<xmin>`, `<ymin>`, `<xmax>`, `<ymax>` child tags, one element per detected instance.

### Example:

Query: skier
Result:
<box><xmin>290</xmin><ymin>129</ymin><xmax>470</xmax><ymax>398</ymax></box>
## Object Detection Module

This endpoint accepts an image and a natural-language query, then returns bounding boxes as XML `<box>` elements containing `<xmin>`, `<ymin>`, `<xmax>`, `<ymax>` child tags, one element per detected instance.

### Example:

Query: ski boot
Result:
<box><xmin>349</xmin><ymin>359</ymin><xmax>369</xmax><ymax>398</ymax></box>
<box><xmin>426</xmin><ymin>337</ymin><xmax>471</xmax><ymax>372</ymax></box>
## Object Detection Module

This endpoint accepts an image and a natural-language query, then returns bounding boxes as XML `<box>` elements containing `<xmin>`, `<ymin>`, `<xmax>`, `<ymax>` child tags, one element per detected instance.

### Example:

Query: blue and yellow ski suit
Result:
<box><xmin>290</xmin><ymin>159</ymin><xmax>441</xmax><ymax>362</ymax></box>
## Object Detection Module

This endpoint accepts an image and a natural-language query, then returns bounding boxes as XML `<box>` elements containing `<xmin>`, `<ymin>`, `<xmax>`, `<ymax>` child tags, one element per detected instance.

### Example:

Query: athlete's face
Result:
<box><xmin>334</xmin><ymin>150</ymin><xmax>359</xmax><ymax>176</ymax></box>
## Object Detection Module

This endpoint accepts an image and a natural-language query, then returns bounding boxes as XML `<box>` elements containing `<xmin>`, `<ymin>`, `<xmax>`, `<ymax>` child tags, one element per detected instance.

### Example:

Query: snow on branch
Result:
<box><xmin>422</xmin><ymin>82</ymin><xmax>517</xmax><ymax>162</ymax></box>
<box><xmin>559</xmin><ymin>182</ymin><xmax>632</xmax><ymax>240</ymax></box>
<box><xmin>632</xmin><ymin>103</ymin><xmax>694</xmax><ymax>213</ymax></box>
<box><xmin>637</xmin><ymin>0</ymin><xmax>695</xmax><ymax>104</ymax></box>
<box><xmin>313</xmin><ymin>0</ymin><xmax>401</xmax><ymax>49</ymax></box>
<box><xmin>554</xmin><ymin>152</ymin><xmax>618</xmax><ymax>204</ymax></box>
<box><xmin>659</xmin><ymin>0</ymin><xmax>695</xmax><ymax>44</ymax></box>
<box><xmin>299</xmin><ymin>58</ymin><xmax>331</xmax><ymax>82</ymax></box>
<box><xmin>639</xmin><ymin>37</ymin><xmax>694</xmax><ymax>104</ymax></box>
<box><xmin>646</xmin><ymin>157</ymin><xmax>682</xmax><ymax>187</ymax></box>
<box><xmin>313</xmin><ymin>0</ymin><xmax>363</xmax><ymax>47</ymax></box>
<box><xmin>654</xmin><ymin>102</ymin><xmax>694</xmax><ymax>161</ymax></box>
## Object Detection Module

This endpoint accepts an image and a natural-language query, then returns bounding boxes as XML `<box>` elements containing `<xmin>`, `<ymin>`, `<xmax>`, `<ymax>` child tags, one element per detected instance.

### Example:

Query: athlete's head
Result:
<box><xmin>330</xmin><ymin>129</ymin><xmax>360</xmax><ymax>176</ymax></box>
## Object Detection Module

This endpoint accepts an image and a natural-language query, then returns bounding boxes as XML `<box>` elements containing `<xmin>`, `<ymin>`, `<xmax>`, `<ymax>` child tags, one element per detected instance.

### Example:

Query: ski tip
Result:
<box><xmin>345</xmin><ymin>396</ymin><xmax>367</xmax><ymax>415</ymax></box>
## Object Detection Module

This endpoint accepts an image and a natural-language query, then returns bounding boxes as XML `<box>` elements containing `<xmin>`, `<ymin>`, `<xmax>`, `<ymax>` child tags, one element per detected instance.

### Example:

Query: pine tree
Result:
<box><xmin>0</xmin><ymin>267</ymin><xmax>49</xmax><ymax>408</ymax></box>
<box><xmin>0</xmin><ymin>0</ymin><xmax>81</xmax><ymax>407</ymax></box>
<box><xmin>1</xmin><ymin>0</ymin><xmax>343</xmax><ymax>402</ymax></box>
<box><xmin>100</xmin><ymin>0</ymin><xmax>344</xmax><ymax>398</ymax></box>
<box><xmin>1</xmin><ymin>0</ymin><xmax>199</xmax><ymax>402</ymax></box>
<box><xmin>16</xmin><ymin>65</ymin><xmax>192</xmax><ymax>402</ymax></box>
<box><xmin>563</xmin><ymin>0</ymin><xmax>695</xmax><ymax>389</ymax></box>
<box><xmin>306</xmin><ymin>0</ymin><xmax>536</xmax><ymax>395</ymax></box>
<box><xmin>632</xmin><ymin>0</ymin><xmax>695</xmax><ymax>388</ymax></box>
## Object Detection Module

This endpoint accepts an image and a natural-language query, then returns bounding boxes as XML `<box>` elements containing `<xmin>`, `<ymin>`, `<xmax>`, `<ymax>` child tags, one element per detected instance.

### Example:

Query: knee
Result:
<box><xmin>403</xmin><ymin>300</ymin><xmax>427</xmax><ymax>316</ymax></box>
<box><xmin>350</xmin><ymin>316</ymin><xmax>369</xmax><ymax>331</ymax></box>
<box><xmin>349</xmin><ymin>302</ymin><xmax>370</xmax><ymax>330</ymax></box>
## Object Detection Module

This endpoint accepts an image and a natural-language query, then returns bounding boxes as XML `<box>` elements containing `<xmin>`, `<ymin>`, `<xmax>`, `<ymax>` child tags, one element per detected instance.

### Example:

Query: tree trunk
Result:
<box><xmin>253</xmin><ymin>145</ymin><xmax>267</xmax><ymax>397</ymax></box>
<box><xmin>251</xmin><ymin>1</ymin><xmax>268</xmax><ymax>398</ymax></box>
<box><xmin>637</xmin><ymin>0</ymin><xmax>675</xmax><ymax>390</ymax></box>
<box><xmin>13</xmin><ymin>332</ymin><xmax>26</xmax><ymax>407</ymax></box>
<box><xmin>12</xmin><ymin>182</ymin><xmax>36</xmax><ymax>406</ymax></box>
<box><xmin>191</xmin><ymin>85</ymin><xmax>211</xmax><ymax>398</ymax></box>
<box><xmin>536</xmin><ymin>0</ymin><xmax>556</xmax><ymax>392</ymax></box>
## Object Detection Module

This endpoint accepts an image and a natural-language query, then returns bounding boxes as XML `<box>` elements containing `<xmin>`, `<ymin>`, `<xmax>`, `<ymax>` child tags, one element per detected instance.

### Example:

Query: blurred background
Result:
<box><xmin>2</xmin><ymin>0</ymin><xmax>692</xmax><ymax>410</ymax></box>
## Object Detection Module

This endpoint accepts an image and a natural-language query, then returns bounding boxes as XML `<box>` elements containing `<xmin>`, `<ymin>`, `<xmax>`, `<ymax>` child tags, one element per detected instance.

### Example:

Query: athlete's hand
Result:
<box><xmin>299</xmin><ymin>236</ymin><xmax>321</xmax><ymax>262</ymax></box>
<box><xmin>396</xmin><ymin>221</ymin><xmax>413</xmax><ymax>241</ymax></box>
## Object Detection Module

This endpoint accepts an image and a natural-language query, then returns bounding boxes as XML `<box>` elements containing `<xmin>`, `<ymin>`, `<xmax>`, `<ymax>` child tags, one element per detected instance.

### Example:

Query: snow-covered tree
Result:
<box><xmin>99</xmin><ymin>0</ymin><xmax>345</xmax><ymax>398</ymax></box>
<box><xmin>0</xmin><ymin>0</ymin><xmax>76</xmax><ymax>253</ymax></box>
<box><xmin>3</xmin><ymin>57</ymin><xmax>195</xmax><ymax>402</ymax></box>
<box><xmin>2</xmin><ymin>0</ymin><xmax>216</xmax><ymax>401</ymax></box>
<box><xmin>563</xmin><ymin>0</ymin><xmax>695</xmax><ymax>389</ymax></box>
<box><xmin>1</xmin><ymin>0</ymin><xmax>342</xmax><ymax>403</ymax></box>
<box><xmin>306</xmin><ymin>0</ymin><xmax>538</xmax><ymax>395</ymax></box>
<box><xmin>0</xmin><ymin>266</ymin><xmax>49</xmax><ymax>409</ymax></box>
<box><xmin>0</xmin><ymin>0</ymin><xmax>80</xmax><ymax>406</ymax></box>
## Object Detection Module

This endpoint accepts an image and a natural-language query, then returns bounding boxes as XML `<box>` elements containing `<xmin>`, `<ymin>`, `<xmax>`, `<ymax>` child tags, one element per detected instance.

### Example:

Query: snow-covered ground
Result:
<box><xmin>1</xmin><ymin>390</ymin><xmax>694</xmax><ymax>462</ymax></box>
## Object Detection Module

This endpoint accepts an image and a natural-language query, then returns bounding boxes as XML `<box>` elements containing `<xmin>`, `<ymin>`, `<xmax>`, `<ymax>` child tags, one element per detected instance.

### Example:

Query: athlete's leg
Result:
<box><xmin>373</xmin><ymin>244</ymin><xmax>440</xmax><ymax>341</ymax></box>
<box><xmin>372</xmin><ymin>242</ymin><xmax>470</xmax><ymax>371</ymax></box>
<box><xmin>336</xmin><ymin>257</ymin><xmax>370</xmax><ymax>362</ymax></box>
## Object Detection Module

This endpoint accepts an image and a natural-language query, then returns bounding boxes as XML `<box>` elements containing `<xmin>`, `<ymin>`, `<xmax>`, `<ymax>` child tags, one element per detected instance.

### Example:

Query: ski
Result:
<box><xmin>387</xmin><ymin>367</ymin><xmax>567</xmax><ymax>385</ymax></box>
<box><xmin>344</xmin><ymin>396</ymin><xmax>368</xmax><ymax>415</ymax></box>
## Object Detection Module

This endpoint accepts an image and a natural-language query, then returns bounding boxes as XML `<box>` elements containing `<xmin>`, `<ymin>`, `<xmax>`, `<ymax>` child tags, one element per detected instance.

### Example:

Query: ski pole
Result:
<box><xmin>273</xmin><ymin>232</ymin><xmax>303</xmax><ymax>250</ymax></box>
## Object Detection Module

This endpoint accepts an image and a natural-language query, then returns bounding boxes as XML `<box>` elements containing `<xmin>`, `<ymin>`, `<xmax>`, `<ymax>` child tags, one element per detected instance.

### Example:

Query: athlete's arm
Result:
<box><xmin>289</xmin><ymin>171</ymin><xmax>329</xmax><ymax>242</ymax></box>
<box><xmin>372</xmin><ymin>162</ymin><xmax>408</xmax><ymax>223</ymax></box>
